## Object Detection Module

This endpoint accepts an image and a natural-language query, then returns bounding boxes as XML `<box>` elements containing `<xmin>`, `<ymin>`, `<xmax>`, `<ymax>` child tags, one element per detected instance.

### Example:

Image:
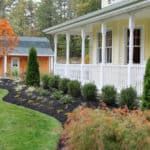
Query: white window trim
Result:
<box><xmin>97</xmin><ymin>29</ymin><xmax>113</xmax><ymax>64</ymax></box>
<box><xmin>11</xmin><ymin>57</ymin><xmax>20</xmax><ymax>73</ymax></box>
<box><xmin>124</xmin><ymin>26</ymin><xmax>144</xmax><ymax>65</ymax></box>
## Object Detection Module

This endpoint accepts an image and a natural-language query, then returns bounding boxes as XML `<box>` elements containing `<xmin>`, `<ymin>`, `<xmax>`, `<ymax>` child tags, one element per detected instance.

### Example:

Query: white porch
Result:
<box><xmin>44</xmin><ymin>1</ymin><xmax>150</xmax><ymax>95</ymax></box>
<box><xmin>55</xmin><ymin>63</ymin><xmax>144</xmax><ymax>95</ymax></box>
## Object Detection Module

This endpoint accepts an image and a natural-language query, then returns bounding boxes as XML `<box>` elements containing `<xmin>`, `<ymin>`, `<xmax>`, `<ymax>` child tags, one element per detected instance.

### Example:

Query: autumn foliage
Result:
<box><xmin>62</xmin><ymin>106</ymin><xmax>150</xmax><ymax>150</ymax></box>
<box><xmin>0</xmin><ymin>19</ymin><xmax>18</xmax><ymax>55</ymax></box>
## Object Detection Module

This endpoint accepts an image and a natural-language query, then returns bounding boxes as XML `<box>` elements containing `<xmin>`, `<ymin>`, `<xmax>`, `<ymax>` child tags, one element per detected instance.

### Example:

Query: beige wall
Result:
<box><xmin>90</xmin><ymin>18</ymin><xmax>150</xmax><ymax>65</ymax></box>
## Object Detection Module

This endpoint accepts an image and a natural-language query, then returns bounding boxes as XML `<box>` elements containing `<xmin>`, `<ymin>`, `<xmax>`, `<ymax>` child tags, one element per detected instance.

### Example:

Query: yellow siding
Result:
<box><xmin>91</xmin><ymin>18</ymin><xmax>150</xmax><ymax>65</ymax></box>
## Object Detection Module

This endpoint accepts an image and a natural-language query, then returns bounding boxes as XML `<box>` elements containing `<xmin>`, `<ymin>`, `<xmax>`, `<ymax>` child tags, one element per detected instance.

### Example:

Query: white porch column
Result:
<box><xmin>101</xmin><ymin>23</ymin><xmax>106</xmax><ymax>64</ymax></box>
<box><xmin>49</xmin><ymin>56</ymin><xmax>54</xmax><ymax>73</ymax></box>
<box><xmin>81</xmin><ymin>29</ymin><xmax>86</xmax><ymax>83</ymax></box>
<box><xmin>128</xmin><ymin>15</ymin><xmax>135</xmax><ymax>87</ymax></box>
<box><xmin>54</xmin><ymin>34</ymin><xmax>58</xmax><ymax>75</ymax></box>
<box><xmin>65</xmin><ymin>33</ymin><xmax>70</xmax><ymax>77</ymax></box>
<box><xmin>101</xmin><ymin>23</ymin><xmax>107</xmax><ymax>89</ymax></box>
<box><xmin>81</xmin><ymin>29</ymin><xmax>86</xmax><ymax>65</ymax></box>
<box><xmin>4</xmin><ymin>55</ymin><xmax>7</xmax><ymax>77</ymax></box>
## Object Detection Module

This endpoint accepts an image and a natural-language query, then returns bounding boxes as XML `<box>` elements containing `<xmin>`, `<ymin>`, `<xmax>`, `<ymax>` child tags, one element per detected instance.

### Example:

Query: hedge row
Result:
<box><xmin>41</xmin><ymin>74</ymin><xmax>138</xmax><ymax>109</ymax></box>
<box><xmin>41</xmin><ymin>74</ymin><xmax>97</xmax><ymax>101</ymax></box>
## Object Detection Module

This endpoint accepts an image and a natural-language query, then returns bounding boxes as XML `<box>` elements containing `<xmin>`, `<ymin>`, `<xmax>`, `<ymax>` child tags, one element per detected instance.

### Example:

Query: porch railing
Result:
<box><xmin>54</xmin><ymin>64</ymin><xmax>145</xmax><ymax>95</ymax></box>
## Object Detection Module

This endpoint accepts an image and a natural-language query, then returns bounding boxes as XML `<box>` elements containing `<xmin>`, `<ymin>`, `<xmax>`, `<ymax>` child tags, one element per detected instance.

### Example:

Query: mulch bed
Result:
<box><xmin>0</xmin><ymin>79</ymin><xmax>99</xmax><ymax>124</ymax></box>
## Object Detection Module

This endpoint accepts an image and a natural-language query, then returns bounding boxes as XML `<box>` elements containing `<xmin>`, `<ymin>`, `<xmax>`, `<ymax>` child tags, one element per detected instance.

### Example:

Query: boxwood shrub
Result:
<box><xmin>68</xmin><ymin>80</ymin><xmax>81</xmax><ymax>97</ymax></box>
<box><xmin>119</xmin><ymin>87</ymin><xmax>138</xmax><ymax>109</ymax></box>
<box><xmin>101</xmin><ymin>85</ymin><xmax>117</xmax><ymax>106</ymax></box>
<box><xmin>48</xmin><ymin>75</ymin><xmax>60</xmax><ymax>89</ymax></box>
<box><xmin>59</xmin><ymin>78</ymin><xmax>70</xmax><ymax>94</ymax></box>
<box><xmin>82</xmin><ymin>83</ymin><xmax>97</xmax><ymax>101</ymax></box>
<box><xmin>41</xmin><ymin>74</ymin><xmax>50</xmax><ymax>89</ymax></box>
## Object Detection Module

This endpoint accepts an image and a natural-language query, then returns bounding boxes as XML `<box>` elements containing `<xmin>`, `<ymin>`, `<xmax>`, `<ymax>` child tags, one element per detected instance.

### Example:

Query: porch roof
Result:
<box><xmin>43</xmin><ymin>0</ymin><xmax>150</xmax><ymax>34</ymax></box>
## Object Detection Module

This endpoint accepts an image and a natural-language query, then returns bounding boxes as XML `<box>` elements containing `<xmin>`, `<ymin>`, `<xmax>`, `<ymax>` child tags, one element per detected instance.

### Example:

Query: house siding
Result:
<box><xmin>0</xmin><ymin>56</ymin><xmax>52</xmax><ymax>77</ymax></box>
<box><xmin>90</xmin><ymin>18</ymin><xmax>150</xmax><ymax>65</ymax></box>
<box><xmin>38</xmin><ymin>57</ymin><xmax>50</xmax><ymax>75</ymax></box>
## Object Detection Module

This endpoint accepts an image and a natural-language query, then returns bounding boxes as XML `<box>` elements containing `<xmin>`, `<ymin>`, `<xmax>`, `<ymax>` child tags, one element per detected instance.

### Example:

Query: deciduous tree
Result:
<box><xmin>8</xmin><ymin>0</ymin><xmax>37</xmax><ymax>36</ymax></box>
<box><xmin>0</xmin><ymin>0</ymin><xmax>16</xmax><ymax>17</ymax></box>
<box><xmin>69</xmin><ymin>0</ymin><xmax>101</xmax><ymax>16</ymax></box>
<box><xmin>0</xmin><ymin>19</ymin><xmax>18</xmax><ymax>55</ymax></box>
<box><xmin>0</xmin><ymin>19</ymin><xmax>18</xmax><ymax>76</ymax></box>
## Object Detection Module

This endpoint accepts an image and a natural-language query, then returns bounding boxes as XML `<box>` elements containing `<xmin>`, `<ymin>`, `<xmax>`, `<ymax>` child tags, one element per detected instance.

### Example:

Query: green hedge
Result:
<box><xmin>101</xmin><ymin>85</ymin><xmax>117</xmax><ymax>106</ymax></box>
<box><xmin>119</xmin><ymin>87</ymin><xmax>137</xmax><ymax>109</ymax></box>
<box><xmin>68</xmin><ymin>80</ymin><xmax>81</xmax><ymax>97</ymax></box>
<box><xmin>82</xmin><ymin>83</ymin><xmax>97</xmax><ymax>101</ymax></box>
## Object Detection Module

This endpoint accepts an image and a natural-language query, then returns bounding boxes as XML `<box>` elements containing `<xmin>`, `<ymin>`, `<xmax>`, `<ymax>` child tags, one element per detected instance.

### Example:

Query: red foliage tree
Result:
<box><xmin>0</xmin><ymin>19</ymin><xmax>18</xmax><ymax>76</ymax></box>
<box><xmin>0</xmin><ymin>19</ymin><xmax>18</xmax><ymax>55</ymax></box>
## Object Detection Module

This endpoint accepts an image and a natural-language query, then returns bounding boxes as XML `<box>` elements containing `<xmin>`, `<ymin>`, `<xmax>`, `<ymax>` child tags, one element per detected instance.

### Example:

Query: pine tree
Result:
<box><xmin>26</xmin><ymin>47</ymin><xmax>40</xmax><ymax>86</ymax></box>
<box><xmin>143</xmin><ymin>58</ymin><xmax>150</xmax><ymax>109</ymax></box>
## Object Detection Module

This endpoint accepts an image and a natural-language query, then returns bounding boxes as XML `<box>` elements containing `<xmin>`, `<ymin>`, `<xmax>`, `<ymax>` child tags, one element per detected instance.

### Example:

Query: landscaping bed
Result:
<box><xmin>0</xmin><ymin>79</ymin><xmax>99</xmax><ymax>123</ymax></box>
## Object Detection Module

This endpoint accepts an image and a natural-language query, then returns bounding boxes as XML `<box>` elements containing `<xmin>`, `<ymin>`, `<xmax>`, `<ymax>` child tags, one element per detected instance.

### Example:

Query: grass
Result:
<box><xmin>0</xmin><ymin>89</ymin><xmax>62</xmax><ymax>150</ymax></box>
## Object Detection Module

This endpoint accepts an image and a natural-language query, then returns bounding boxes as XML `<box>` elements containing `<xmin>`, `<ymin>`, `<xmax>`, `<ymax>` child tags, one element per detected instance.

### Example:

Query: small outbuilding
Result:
<box><xmin>0</xmin><ymin>36</ymin><xmax>54</xmax><ymax>77</ymax></box>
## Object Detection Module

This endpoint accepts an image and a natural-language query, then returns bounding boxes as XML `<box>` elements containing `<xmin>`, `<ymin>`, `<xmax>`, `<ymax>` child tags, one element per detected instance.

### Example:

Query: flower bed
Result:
<box><xmin>0</xmin><ymin>79</ymin><xmax>99</xmax><ymax>123</ymax></box>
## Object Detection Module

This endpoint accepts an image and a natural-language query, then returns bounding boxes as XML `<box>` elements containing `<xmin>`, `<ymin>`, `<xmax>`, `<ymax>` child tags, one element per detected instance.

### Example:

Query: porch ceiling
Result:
<box><xmin>135</xmin><ymin>7</ymin><xmax>150</xmax><ymax>19</ymax></box>
<box><xmin>43</xmin><ymin>0</ymin><xmax>150</xmax><ymax>35</ymax></box>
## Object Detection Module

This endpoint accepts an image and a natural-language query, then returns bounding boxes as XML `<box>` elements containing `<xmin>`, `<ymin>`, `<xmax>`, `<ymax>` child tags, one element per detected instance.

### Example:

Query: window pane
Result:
<box><xmin>126</xmin><ymin>29</ymin><xmax>141</xmax><ymax>64</ymax></box>
<box><xmin>133</xmin><ymin>47</ymin><xmax>140</xmax><ymax>64</ymax></box>
<box><xmin>12</xmin><ymin>59</ymin><xmax>18</xmax><ymax>67</ymax></box>
<box><xmin>98</xmin><ymin>48</ymin><xmax>102</xmax><ymax>63</ymax></box>
<box><xmin>97</xmin><ymin>33</ymin><xmax>102</xmax><ymax>47</ymax></box>
<box><xmin>106</xmin><ymin>31</ymin><xmax>112</xmax><ymax>63</ymax></box>
<box><xmin>106</xmin><ymin>31</ymin><xmax>112</xmax><ymax>47</ymax></box>
<box><xmin>97</xmin><ymin>30</ymin><xmax>112</xmax><ymax>63</ymax></box>
<box><xmin>106</xmin><ymin>48</ymin><xmax>112</xmax><ymax>63</ymax></box>
<box><xmin>134</xmin><ymin>29</ymin><xmax>141</xmax><ymax>46</ymax></box>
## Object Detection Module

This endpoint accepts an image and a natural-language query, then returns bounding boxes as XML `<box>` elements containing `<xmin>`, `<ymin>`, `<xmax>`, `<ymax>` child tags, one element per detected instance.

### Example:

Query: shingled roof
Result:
<box><xmin>10</xmin><ymin>37</ymin><xmax>54</xmax><ymax>56</ymax></box>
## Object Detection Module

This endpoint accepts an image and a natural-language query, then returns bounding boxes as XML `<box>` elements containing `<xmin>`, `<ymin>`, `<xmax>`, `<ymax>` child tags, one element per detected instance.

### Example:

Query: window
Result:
<box><xmin>97</xmin><ymin>30</ymin><xmax>112</xmax><ymax>63</ymax></box>
<box><xmin>97</xmin><ymin>33</ymin><xmax>102</xmax><ymax>63</ymax></box>
<box><xmin>106</xmin><ymin>31</ymin><xmax>112</xmax><ymax>63</ymax></box>
<box><xmin>12</xmin><ymin>59</ymin><xmax>18</xmax><ymax>67</ymax></box>
<box><xmin>11</xmin><ymin>58</ymin><xmax>19</xmax><ymax>72</ymax></box>
<box><xmin>126</xmin><ymin>29</ymin><xmax>141</xmax><ymax>64</ymax></box>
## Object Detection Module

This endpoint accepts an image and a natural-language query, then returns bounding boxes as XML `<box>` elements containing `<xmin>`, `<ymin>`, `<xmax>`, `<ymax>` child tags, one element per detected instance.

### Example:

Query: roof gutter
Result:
<box><xmin>43</xmin><ymin>0</ymin><xmax>150</xmax><ymax>34</ymax></box>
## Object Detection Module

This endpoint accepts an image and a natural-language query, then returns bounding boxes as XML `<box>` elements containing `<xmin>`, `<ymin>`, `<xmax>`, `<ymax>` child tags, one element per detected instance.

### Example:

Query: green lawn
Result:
<box><xmin>0</xmin><ymin>89</ymin><xmax>62</xmax><ymax>150</ymax></box>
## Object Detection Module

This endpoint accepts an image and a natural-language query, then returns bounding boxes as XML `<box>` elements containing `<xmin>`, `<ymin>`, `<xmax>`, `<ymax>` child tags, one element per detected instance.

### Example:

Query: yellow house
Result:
<box><xmin>44</xmin><ymin>0</ymin><xmax>150</xmax><ymax>95</ymax></box>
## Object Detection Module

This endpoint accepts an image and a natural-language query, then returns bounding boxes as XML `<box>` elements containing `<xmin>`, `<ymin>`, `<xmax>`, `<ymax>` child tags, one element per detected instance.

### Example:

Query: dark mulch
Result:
<box><xmin>0</xmin><ymin>79</ymin><xmax>99</xmax><ymax>124</ymax></box>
